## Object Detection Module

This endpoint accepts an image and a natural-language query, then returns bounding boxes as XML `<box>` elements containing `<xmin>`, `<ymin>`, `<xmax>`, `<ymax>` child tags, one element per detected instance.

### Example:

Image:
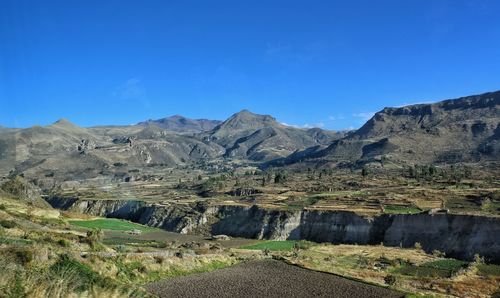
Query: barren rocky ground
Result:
<box><xmin>146</xmin><ymin>259</ymin><xmax>403</xmax><ymax>298</ymax></box>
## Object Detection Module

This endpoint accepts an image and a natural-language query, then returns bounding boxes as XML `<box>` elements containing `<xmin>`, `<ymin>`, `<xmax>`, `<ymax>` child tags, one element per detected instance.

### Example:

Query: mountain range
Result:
<box><xmin>0</xmin><ymin>90</ymin><xmax>498</xmax><ymax>183</ymax></box>
<box><xmin>272</xmin><ymin>90</ymin><xmax>499</xmax><ymax>168</ymax></box>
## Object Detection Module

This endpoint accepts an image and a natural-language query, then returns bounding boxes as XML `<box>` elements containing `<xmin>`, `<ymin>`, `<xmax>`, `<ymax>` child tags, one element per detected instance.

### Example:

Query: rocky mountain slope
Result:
<box><xmin>138</xmin><ymin>115</ymin><xmax>221</xmax><ymax>133</ymax></box>
<box><xmin>0</xmin><ymin>118</ymin><xmax>224</xmax><ymax>181</ymax></box>
<box><xmin>0</xmin><ymin>110</ymin><xmax>341</xmax><ymax>182</ymax></box>
<box><xmin>202</xmin><ymin>110</ymin><xmax>345</xmax><ymax>161</ymax></box>
<box><xmin>0</xmin><ymin>90</ymin><xmax>498</xmax><ymax>182</ymax></box>
<box><xmin>271</xmin><ymin>90</ymin><xmax>500</xmax><ymax>168</ymax></box>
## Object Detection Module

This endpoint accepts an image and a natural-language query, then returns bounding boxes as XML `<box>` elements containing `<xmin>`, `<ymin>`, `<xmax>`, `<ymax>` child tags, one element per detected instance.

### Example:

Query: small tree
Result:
<box><xmin>361</xmin><ymin>166</ymin><xmax>369</xmax><ymax>177</ymax></box>
<box><xmin>384</xmin><ymin>274</ymin><xmax>396</xmax><ymax>286</ymax></box>
<box><xmin>274</xmin><ymin>171</ymin><xmax>287</xmax><ymax>184</ymax></box>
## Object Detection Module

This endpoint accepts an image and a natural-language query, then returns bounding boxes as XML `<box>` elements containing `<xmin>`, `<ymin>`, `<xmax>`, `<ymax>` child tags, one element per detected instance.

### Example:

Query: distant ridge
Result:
<box><xmin>269</xmin><ymin>90</ymin><xmax>500</xmax><ymax>168</ymax></box>
<box><xmin>0</xmin><ymin>90</ymin><xmax>498</xmax><ymax>180</ymax></box>
<box><xmin>138</xmin><ymin>115</ymin><xmax>221</xmax><ymax>133</ymax></box>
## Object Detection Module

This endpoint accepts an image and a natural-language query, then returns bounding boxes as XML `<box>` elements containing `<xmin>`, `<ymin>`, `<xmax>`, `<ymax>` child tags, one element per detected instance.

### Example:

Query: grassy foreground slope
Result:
<box><xmin>0</xmin><ymin>192</ymin><xmax>240</xmax><ymax>297</ymax></box>
<box><xmin>1</xmin><ymin>175</ymin><xmax>499</xmax><ymax>297</ymax></box>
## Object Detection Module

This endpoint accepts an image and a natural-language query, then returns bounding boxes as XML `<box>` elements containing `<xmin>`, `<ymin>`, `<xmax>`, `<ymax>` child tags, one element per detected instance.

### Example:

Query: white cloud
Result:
<box><xmin>281</xmin><ymin>122</ymin><xmax>325</xmax><ymax>129</ymax></box>
<box><xmin>113</xmin><ymin>78</ymin><xmax>145</xmax><ymax>100</ymax></box>
<box><xmin>395</xmin><ymin>101</ymin><xmax>433</xmax><ymax>107</ymax></box>
<box><xmin>352</xmin><ymin>112</ymin><xmax>375</xmax><ymax>121</ymax></box>
<box><xmin>328</xmin><ymin>115</ymin><xmax>345</xmax><ymax>121</ymax></box>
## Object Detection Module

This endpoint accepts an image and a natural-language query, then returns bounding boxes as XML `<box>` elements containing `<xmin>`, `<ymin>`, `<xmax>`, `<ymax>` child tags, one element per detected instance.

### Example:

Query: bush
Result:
<box><xmin>432</xmin><ymin>249</ymin><xmax>445</xmax><ymax>257</ymax></box>
<box><xmin>491</xmin><ymin>288</ymin><xmax>500</xmax><ymax>298</ymax></box>
<box><xmin>116</xmin><ymin>244</ymin><xmax>127</xmax><ymax>252</ymax></box>
<box><xmin>274</xmin><ymin>171</ymin><xmax>287</xmax><ymax>183</ymax></box>
<box><xmin>384</xmin><ymin>274</ymin><xmax>396</xmax><ymax>285</ymax></box>
<box><xmin>0</xmin><ymin>204</ymin><xmax>6</xmax><ymax>210</ymax></box>
<box><xmin>0</xmin><ymin>219</ymin><xmax>17</xmax><ymax>229</ymax></box>
<box><xmin>12</xmin><ymin>248</ymin><xmax>34</xmax><ymax>265</ymax></box>
<box><xmin>154</xmin><ymin>256</ymin><xmax>165</xmax><ymax>264</ymax></box>
<box><xmin>57</xmin><ymin>239</ymin><xmax>70</xmax><ymax>247</ymax></box>
<box><xmin>86</xmin><ymin>228</ymin><xmax>103</xmax><ymax>248</ymax></box>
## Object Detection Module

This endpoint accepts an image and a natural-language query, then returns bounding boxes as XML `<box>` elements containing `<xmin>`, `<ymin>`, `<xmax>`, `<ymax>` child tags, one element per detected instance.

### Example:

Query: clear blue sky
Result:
<box><xmin>1</xmin><ymin>0</ymin><xmax>499</xmax><ymax>130</ymax></box>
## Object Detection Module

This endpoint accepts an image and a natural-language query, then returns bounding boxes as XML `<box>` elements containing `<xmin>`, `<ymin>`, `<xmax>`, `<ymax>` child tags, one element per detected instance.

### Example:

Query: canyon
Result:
<box><xmin>47</xmin><ymin>196</ymin><xmax>500</xmax><ymax>264</ymax></box>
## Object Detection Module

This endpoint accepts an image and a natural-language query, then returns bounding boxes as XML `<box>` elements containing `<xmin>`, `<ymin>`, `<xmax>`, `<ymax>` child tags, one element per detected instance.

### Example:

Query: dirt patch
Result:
<box><xmin>146</xmin><ymin>259</ymin><xmax>403</xmax><ymax>298</ymax></box>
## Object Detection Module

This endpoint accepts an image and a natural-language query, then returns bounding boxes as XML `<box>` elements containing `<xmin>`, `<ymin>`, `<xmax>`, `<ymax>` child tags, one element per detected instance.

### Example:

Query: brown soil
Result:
<box><xmin>146</xmin><ymin>259</ymin><xmax>403</xmax><ymax>298</ymax></box>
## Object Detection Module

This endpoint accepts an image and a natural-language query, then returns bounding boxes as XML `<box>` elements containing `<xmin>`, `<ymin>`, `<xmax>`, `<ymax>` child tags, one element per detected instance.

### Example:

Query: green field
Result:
<box><xmin>396</xmin><ymin>259</ymin><xmax>468</xmax><ymax>278</ymax></box>
<box><xmin>240</xmin><ymin>240</ymin><xmax>314</xmax><ymax>251</ymax></box>
<box><xmin>477</xmin><ymin>263</ymin><xmax>500</xmax><ymax>277</ymax></box>
<box><xmin>69</xmin><ymin>218</ymin><xmax>157</xmax><ymax>232</ymax></box>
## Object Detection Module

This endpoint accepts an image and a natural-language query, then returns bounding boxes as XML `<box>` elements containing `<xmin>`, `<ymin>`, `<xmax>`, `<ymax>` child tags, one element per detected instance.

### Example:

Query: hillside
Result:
<box><xmin>138</xmin><ymin>115</ymin><xmax>221</xmax><ymax>133</ymax></box>
<box><xmin>0</xmin><ymin>91</ymin><xmax>498</xmax><ymax>185</ymax></box>
<box><xmin>203</xmin><ymin>110</ymin><xmax>344</xmax><ymax>161</ymax></box>
<box><xmin>270</xmin><ymin>90</ymin><xmax>500</xmax><ymax>168</ymax></box>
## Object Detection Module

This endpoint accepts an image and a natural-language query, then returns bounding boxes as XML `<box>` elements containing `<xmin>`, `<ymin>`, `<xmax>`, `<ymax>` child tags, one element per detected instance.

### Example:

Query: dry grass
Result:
<box><xmin>279</xmin><ymin>243</ymin><xmax>500</xmax><ymax>298</ymax></box>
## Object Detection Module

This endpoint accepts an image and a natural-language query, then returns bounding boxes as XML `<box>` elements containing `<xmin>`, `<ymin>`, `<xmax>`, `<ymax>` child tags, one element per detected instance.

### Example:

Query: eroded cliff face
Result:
<box><xmin>46</xmin><ymin>197</ymin><xmax>500</xmax><ymax>263</ymax></box>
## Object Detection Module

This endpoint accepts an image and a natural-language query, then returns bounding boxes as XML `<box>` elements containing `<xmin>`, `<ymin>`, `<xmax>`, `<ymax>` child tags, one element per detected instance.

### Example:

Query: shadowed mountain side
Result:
<box><xmin>267</xmin><ymin>90</ymin><xmax>500</xmax><ymax>168</ymax></box>
<box><xmin>0</xmin><ymin>90</ymin><xmax>498</xmax><ymax>181</ymax></box>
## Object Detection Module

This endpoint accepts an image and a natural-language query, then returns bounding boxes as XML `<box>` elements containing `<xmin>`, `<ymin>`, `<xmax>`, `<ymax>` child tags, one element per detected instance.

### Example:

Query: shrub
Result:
<box><xmin>116</xmin><ymin>244</ymin><xmax>127</xmax><ymax>252</ymax></box>
<box><xmin>274</xmin><ymin>171</ymin><xmax>287</xmax><ymax>183</ymax></box>
<box><xmin>384</xmin><ymin>274</ymin><xmax>396</xmax><ymax>285</ymax></box>
<box><xmin>473</xmin><ymin>254</ymin><xmax>485</xmax><ymax>265</ymax></box>
<box><xmin>57</xmin><ymin>239</ymin><xmax>70</xmax><ymax>247</ymax></box>
<box><xmin>8</xmin><ymin>247</ymin><xmax>34</xmax><ymax>265</ymax></box>
<box><xmin>432</xmin><ymin>249</ymin><xmax>445</xmax><ymax>257</ymax></box>
<box><xmin>154</xmin><ymin>256</ymin><xmax>165</xmax><ymax>264</ymax></box>
<box><xmin>491</xmin><ymin>288</ymin><xmax>500</xmax><ymax>298</ymax></box>
<box><xmin>0</xmin><ymin>220</ymin><xmax>16</xmax><ymax>229</ymax></box>
<box><xmin>86</xmin><ymin>228</ymin><xmax>103</xmax><ymax>249</ymax></box>
<box><xmin>0</xmin><ymin>204</ymin><xmax>6</xmax><ymax>210</ymax></box>
<box><xmin>50</xmin><ymin>254</ymin><xmax>102</xmax><ymax>292</ymax></box>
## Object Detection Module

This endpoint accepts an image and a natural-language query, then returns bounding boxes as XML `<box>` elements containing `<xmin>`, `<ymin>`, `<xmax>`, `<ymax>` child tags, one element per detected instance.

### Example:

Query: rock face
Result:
<box><xmin>1</xmin><ymin>176</ymin><xmax>50</xmax><ymax>208</ymax></box>
<box><xmin>46</xmin><ymin>197</ymin><xmax>500</xmax><ymax>263</ymax></box>
<box><xmin>271</xmin><ymin>90</ymin><xmax>500</xmax><ymax>167</ymax></box>
<box><xmin>77</xmin><ymin>139</ymin><xmax>97</xmax><ymax>153</ymax></box>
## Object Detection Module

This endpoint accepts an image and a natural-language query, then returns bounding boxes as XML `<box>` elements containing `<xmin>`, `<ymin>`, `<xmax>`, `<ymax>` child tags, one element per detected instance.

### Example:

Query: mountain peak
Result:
<box><xmin>168</xmin><ymin>114</ymin><xmax>185</xmax><ymax>120</ymax></box>
<box><xmin>212</xmin><ymin>110</ymin><xmax>278</xmax><ymax>135</ymax></box>
<box><xmin>236</xmin><ymin>109</ymin><xmax>253</xmax><ymax>115</ymax></box>
<box><xmin>52</xmin><ymin>118</ymin><xmax>78</xmax><ymax>128</ymax></box>
<box><xmin>228</xmin><ymin>110</ymin><xmax>275</xmax><ymax>123</ymax></box>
